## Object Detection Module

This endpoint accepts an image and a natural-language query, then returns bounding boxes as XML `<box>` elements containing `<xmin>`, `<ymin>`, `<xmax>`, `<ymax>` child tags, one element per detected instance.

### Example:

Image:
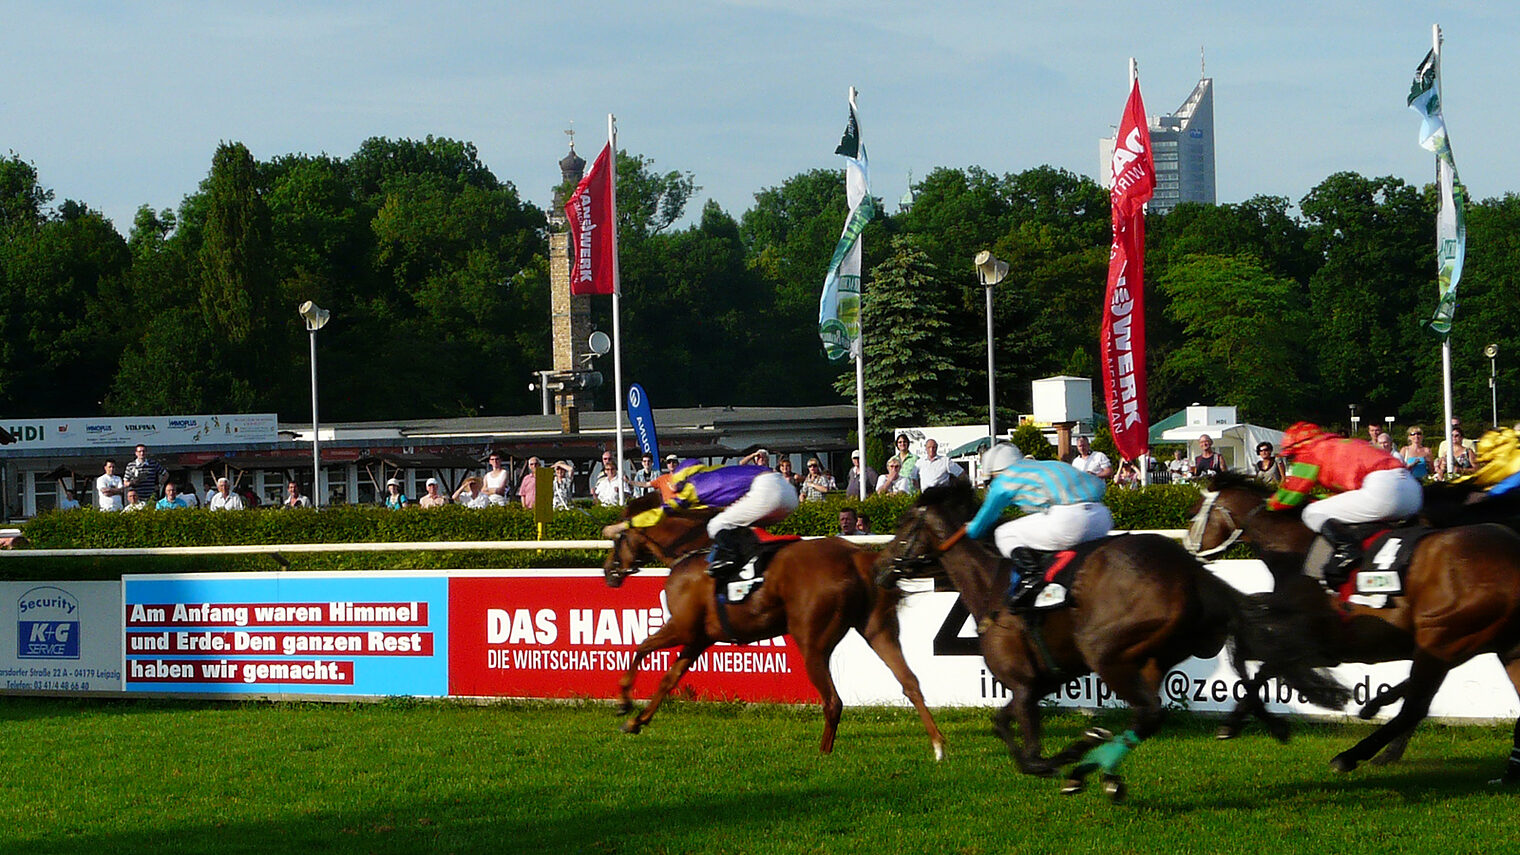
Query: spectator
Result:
<box><xmin>418</xmin><ymin>478</ymin><xmax>448</xmax><ymax>509</ymax></box>
<box><xmin>1431</xmin><ymin>455</ymin><xmax>1450</xmax><ymax>482</ymax></box>
<box><xmin>1436</xmin><ymin>420</ymin><xmax>1477</xmax><ymax>461</ymax></box>
<box><xmin>838</xmin><ymin>507</ymin><xmax>870</xmax><ymax>535</ymax></box>
<box><xmin>552</xmin><ymin>460</ymin><xmax>575</xmax><ymax>510</ymax></box>
<box><xmin>155</xmin><ymin>482</ymin><xmax>187</xmax><ymax>510</ymax></box>
<box><xmin>776</xmin><ymin>457</ymin><xmax>802</xmax><ymax>491</ymax></box>
<box><xmin>876</xmin><ymin>459</ymin><xmax>916</xmax><ymax>495</ymax></box>
<box><xmin>663</xmin><ymin>453</ymin><xmax>679</xmax><ymax>476</ymax></box>
<box><xmin>594</xmin><ymin>461</ymin><xmax>631</xmax><ymax>506</ymax></box>
<box><xmin>122</xmin><ymin>487</ymin><xmax>147</xmax><ymax>513</ymax></box>
<box><xmin>178</xmin><ymin>480</ymin><xmax>200</xmax><ymax>508</ymax></box>
<box><xmin>482</xmin><ymin>452</ymin><xmax>512</xmax><ymax>507</ymax></box>
<box><xmin>630</xmin><ymin>453</ymin><xmax>657</xmax><ymax>498</ymax></box>
<box><xmin>1190</xmin><ymin>435</ymin><xmax>1226</xmax><ymax>478</ymax></box>
<box><xmin>95</xmin><ymin>461</ymin><xmax>124</xmax><ymax>512</ymax></box>
<box><xmin>914</xmin><ymin>439</ymin><xmax>964</xmax><ymax>489</ymax></box>
<box><xmin>1374</xmin><ymin>433</ymin><xmax>1398</xmax><ymax>457</ymax></box>
<box><xmin>1070</xmin><ymin>436</ymin><xmax>1114</xmax><ymax>479</ymax></box>
<box><xmin>383</xmin><ymin>478</ymin><xmax>408</xmax><ymax>510</ymax></box>
<box><xmin>123</xmin><ymin>444</ymin><xmax>165</xmax><ymax>500</ymax></box>
<box><xmin>799</xmin><ymin>457</ymin><xmax>836</xmax><ymax>502</ymax></box>
<box><xmin>844</xmin><ymin>450</ymin><xmax>878</xmax><ymax>498</ymax></box>
<box><xmin>1399</xmin><ymin>426</ymin><xmax>1433</xmax><ymax>480</ymax></box>
<box><xmin>1254</xmin><ymin>442</ymin><xmax>1287</xmax><ymax>484</ymax></box>
<box><xmin>589</xmin><ymin>449</ymin><xmax>617</xmax><ymax>495</ymax></box>
<box><xmin>1166</xmin><ymin>448</ymin><xmax>1190</xmax><ymax>483</ymax></box>
<box><xmin>282</xmin><ymin>480</ymin><xmax>312</xmax><ymax>509</ymax></box>
<box><xmin>1114</xmin><ymin>459</ymin><xmax>1141</xmax><ymax>489</ymax></box>
<box><xmin>517</xmin><ymin>458</ymin><xmax>542</xmax><ymax>508</ymax></box>
<box><xmin>1448</xmin><ymin>427</ymin><xmax>1478</xmax><ymax>475</ymax></box>
<box><xmin>208</xmin><ymin>477</ymin><xmax>245</xmax><ymax>511</ymax></box>
<box><xmin>739</xmin><ymin>448</ymin><xmax>771</xmax><ymax>468</ymax></box>
<box><xmin>889</xmin><ymin>434</ymin><xmax>919</xmax><ymax>482</ymax></box>
<box><xmin>202</xmin><ymin>479</ymin><xmax>217</xmax><ymax>508</ymax></box>
<box><xmin>56</xmin><ymin>486</ymin><xmax>81</xmax><ymax>511</ymax></box>
<box><xmin>454</xmin><ymin>476</ymin><xmax>490</xmax><ymax>509</ymax></box>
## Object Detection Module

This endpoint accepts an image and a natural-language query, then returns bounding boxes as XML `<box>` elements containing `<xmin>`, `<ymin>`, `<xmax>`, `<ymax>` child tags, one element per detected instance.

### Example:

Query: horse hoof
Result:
<box><xmin>1101</xmin><ymin>774</ymin><xmax>1127</xmax><ymax>804</ymax></box>
<box><xmin>1487</xmin><ymin>773</ymin><xmax>1520</xmax><ymax>788</ymax></box>
<box><xmin>615</xmin><ymin>702</ymin><xmax>632</xmax><ymax>715</ymax></box>
<box><xmin>1019</xmin><ymin>758</ymin><xmax>1056</xmax><ymax>778</ymax></box>
<box><xmin>932</xmin><ymin>742</ymin><xmax>946</xmax><ymax>762</ymax></box>
<box><xmin>1059</xmin><ymin>777</ymin><xmax>1086</xmax><ymax>796</ymax></box>
<box><xmin>1329</xmin><ymin>754</ymin><xmax>1357</xmax><ymax>774</ymax></box>
<box><xmin>1215</xmin><ymin>724</ymin><xmax>1239</xmax><ymax>741</ymax></box>
<box><xmin>620</xmin><ymin>720</ymin><xmax>643</xmax><ymax>735</ymax></box>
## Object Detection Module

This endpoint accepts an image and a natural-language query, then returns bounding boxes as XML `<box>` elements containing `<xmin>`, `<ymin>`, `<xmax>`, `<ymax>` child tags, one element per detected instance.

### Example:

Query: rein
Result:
<box><xmin>1185</xmin><ymin>490</ymin><xmax>1246</xmax><ymax>558</ymax></box>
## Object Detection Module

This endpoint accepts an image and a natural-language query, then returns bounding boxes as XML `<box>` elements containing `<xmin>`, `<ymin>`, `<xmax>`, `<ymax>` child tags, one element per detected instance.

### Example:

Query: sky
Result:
<box><xmin>5</xmin><ymin>1</ymin><xmax>1516</xmax><ymax>236</ymax></box>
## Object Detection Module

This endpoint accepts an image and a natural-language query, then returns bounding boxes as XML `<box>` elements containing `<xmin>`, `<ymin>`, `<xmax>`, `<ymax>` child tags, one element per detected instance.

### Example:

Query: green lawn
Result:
<box><xmin>0</xmin><ymin>697</ymin><xmax>1515</xmax><ymax>854</ymax></box>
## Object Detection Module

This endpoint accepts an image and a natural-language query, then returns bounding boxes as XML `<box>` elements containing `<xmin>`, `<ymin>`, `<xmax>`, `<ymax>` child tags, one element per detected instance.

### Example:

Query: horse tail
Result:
<box><xmin>1192</xmin><ymin>565</ymin><xmax>1352</xmax><ymax>712</ymax></box>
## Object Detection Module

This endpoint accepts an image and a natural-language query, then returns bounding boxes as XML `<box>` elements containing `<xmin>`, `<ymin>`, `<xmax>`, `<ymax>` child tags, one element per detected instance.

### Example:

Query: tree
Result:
<box><xmin>843</xmin><ymin>235</ymin><xmax>974</xmax><ymax>434</ymax></box>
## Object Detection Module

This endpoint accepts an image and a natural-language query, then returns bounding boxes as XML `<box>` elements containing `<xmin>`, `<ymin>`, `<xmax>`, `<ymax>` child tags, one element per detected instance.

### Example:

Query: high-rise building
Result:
<box><xmin>1099</xmin><ymin>76</ymin><xmax>1215</xmax><ymax>215</ymax></box>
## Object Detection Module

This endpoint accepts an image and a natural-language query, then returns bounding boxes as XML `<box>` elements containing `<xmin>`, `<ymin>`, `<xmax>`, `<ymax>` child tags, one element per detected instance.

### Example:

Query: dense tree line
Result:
<box><xmin>2</xmin><ymin>142</ymin><xmax>1516</xmax><ymax>437</ymax></box>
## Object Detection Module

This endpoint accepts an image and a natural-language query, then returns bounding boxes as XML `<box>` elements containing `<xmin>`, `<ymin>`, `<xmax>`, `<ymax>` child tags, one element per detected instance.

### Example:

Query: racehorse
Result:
<box><xmin>1187</xmin><ymin>471</ymin><xmax>1520</xmax><ymax>783</ymax></box>
<box><xmin>877</xmin><ymin>481</ymin><xmax>1346</xmax><ymax>800</ymax></box>
<box><xmin>601</xmin><ymin>495</ymin><xmax>947</xmax><ymax>760</ymax></box>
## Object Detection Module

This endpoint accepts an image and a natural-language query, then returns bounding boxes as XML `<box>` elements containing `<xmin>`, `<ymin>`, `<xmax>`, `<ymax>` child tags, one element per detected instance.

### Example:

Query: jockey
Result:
<box><xmin>628</xmin><ymin>459</ymin><xmax>799</xmax><ymax>579</ymax></box>
<box><xmin>1456</xmin><ymin>427</ymin><xmax>1520</xmax><ymax>496</ymax></box>
<box><xmin>966</xmin><ymin>443</ymin><xmax>1112</xmax><ymax>608</ymax></box>
<box><xmin>1269</xmin><ymin>421</ymin><xmax>1424</xmax><ymax>581</ymax></box>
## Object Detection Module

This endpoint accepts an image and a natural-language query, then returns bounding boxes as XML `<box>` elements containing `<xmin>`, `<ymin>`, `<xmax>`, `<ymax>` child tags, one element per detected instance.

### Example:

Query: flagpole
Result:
<box><xmin>851</xmin><ymin>87</ymin><xmax>869</xmax><ymax>500</ymax></box>
<box><xmin>609</xmin><ymin>112</ymin><xmax>627</xmax><ymax>502</ymax></box>
<box><xmin>1433</xmin><ymin>24</ymin><xmax>1455</xmax><ymax>475</ymax></box>
<box><xmin>1128</xmin><ymin>56</ymin><xmax>1149</xmax><ymax>487</ymax></box>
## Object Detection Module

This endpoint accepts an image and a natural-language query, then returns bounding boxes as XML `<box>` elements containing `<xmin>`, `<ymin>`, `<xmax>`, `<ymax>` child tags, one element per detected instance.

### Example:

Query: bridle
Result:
<box><xmin>1184</xmin><ymin>489</ymin><xmax>1246</xmax><ymax>558</ymax></box>
<box><xmin>886</xmin><ymin>507</ymin><xmax>968</xmax><ymax>577</ymax></box>
<box><xmin>604</xmin><ymin>518</ymin><xmax>716</xmax><ymax>584</ymax></box>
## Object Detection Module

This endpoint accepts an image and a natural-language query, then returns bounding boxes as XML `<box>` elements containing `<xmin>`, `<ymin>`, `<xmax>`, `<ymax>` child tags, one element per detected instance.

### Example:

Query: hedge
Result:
<box><xmin>6</xmin><ymin>484</ymin><xmax>1209</xmax><ymax>581</ymax></box>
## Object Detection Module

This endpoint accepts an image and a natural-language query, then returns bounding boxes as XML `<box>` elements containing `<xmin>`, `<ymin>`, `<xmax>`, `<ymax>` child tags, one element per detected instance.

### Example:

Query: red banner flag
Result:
<box><xmin>564</xmin><ymin>143</ymin><xmax>617</xmax><ymax>296</ymax></box>
<box><xmin>1100</xmin><ymin>80</ymin><xmax>1156</xmax><ymax>462</ymax></box>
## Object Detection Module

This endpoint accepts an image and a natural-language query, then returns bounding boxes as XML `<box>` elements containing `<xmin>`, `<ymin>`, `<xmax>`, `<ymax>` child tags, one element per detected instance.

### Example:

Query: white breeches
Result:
<box><xmin>1300</xmin><ymin>466</ymin><xmax>1423</xmax><ymax>533</ymax></box>
<box><xmin>992</xmin><ymin>502</ymin><xmax>1114</xmax><ymax>557</ymax></box>
<box><xmin>707</xmin><ymin>472</ymin><xmax>800</xmax><ymax>536</ymax></box>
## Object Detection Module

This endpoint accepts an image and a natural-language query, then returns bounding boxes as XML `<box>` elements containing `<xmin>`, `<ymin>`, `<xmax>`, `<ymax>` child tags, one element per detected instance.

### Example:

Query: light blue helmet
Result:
<box><xmin>980</xmin><ymin>442</ymin><xmax>1025</xmax><ymax>483</ymax></box>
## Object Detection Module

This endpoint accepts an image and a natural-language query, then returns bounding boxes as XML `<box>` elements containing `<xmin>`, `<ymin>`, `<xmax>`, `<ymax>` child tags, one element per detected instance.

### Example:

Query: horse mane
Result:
<box><xmin>623</xmin><ymin>492</ymin><xmax>663</xmax><ymax>519</ymax></box>
<box><xmin>916</xmin><ymin>480</ymin><xmax>979</xmax><ymax>525</ymax></box>
<box><xmin>1208</xmin><ymin>470</ymin><xmax>1272</xmax><ymax>497</ymax></box>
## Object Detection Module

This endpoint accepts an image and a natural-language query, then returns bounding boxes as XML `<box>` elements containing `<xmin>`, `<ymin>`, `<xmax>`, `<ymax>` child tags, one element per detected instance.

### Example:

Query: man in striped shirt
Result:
<box><xmin>966</xmin><ymin>444</ymin><xmax>1111</xmax><ymax>607</ymax></box>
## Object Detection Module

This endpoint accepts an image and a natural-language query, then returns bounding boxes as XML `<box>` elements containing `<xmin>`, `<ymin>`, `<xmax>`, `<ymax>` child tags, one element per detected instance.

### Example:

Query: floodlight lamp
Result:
<box><xmin>974</xmin><ymin>251</ymin><xmax>1009</xmax><ymax>287</ymax></box>
<box><xmin>1485</xmin><ymin>343</ymin><xmax>1499</xmax><ymax>359</ymax></box>
<box><xmin>298</xmin><ymin>301</ymin><xmax>330</xmax><ymax>332</ymax></box>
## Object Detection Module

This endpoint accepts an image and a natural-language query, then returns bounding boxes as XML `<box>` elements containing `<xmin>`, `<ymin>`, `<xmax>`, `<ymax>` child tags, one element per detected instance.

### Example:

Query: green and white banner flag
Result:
<box><xmin>819</xmin><ymin>89</ymin><xmax>873</xmax><ymax>362</ymax></box>
<box><xmin>1408</xmin><ymin>47</ymin><xmax>1466</xmax><ymax>337</ymax></box>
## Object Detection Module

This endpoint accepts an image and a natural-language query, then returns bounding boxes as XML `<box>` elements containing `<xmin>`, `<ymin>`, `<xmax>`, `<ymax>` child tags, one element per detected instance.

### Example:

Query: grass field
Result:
<box><xmin>1</xmin><ymin>696</ymin><xmax>1516</xmax><ymax>854</ymax></box>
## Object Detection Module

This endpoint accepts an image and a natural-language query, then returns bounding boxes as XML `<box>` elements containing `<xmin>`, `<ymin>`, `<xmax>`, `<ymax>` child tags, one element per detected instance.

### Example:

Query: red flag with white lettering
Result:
<box><xmin>564</xmin><ymin>143</ymin><xmax>617</xmax><ymax>296</ymax></box>
<box><xmin>1100</xmin><ymin>80</ymin><xmax>1156</xmax><ymax>462</ymax></box>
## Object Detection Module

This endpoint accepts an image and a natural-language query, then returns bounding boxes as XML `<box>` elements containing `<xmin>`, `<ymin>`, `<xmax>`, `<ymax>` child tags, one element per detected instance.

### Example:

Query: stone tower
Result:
<box><xmin>548</xmin><ymin>138</ymin><xmax>592</xmax><ymax>418</ymax></box>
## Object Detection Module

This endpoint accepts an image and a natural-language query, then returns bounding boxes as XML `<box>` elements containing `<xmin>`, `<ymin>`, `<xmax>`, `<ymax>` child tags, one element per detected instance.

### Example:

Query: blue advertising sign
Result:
<box><xmin>123</xmin><ymin>573</ymin><xmax>447</xmax><ymax>697</ymax></box>
<box><xmin>627</xmin><ymin>383</ymin><xmax>660</xmax><ymax>462</ymax></box>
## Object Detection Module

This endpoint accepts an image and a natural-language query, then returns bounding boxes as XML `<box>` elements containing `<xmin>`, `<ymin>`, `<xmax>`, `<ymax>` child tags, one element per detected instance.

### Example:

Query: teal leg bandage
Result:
<box><xmin>1077</xmin><ymin>729</ymin><xmax>1141</xmax><ymax>774</ymax></box>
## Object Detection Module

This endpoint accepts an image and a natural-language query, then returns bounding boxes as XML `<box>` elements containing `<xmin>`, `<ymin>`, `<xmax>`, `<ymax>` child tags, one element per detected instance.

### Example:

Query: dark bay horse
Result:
<box><xmin>878</xmin><ymin>482</ymin><xmax>1346</xmax><ymax>801</ymax></box>
<box><xmin>1187</xmin><ymin>471</ymin><xmax>1520</xmax><ymax>783</ymax></box>
<box><xmin>601</xmin><ymin>499</ymin><xmax>946</xmax><ymax>759</ymax></box>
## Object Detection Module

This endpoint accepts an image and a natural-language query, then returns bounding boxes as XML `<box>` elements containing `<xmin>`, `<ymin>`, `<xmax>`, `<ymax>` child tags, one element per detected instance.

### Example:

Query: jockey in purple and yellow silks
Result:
<box><xmin>629</xmin><ymin>460</ymin><xmax>799</xmax><ymax>577</ymax></box>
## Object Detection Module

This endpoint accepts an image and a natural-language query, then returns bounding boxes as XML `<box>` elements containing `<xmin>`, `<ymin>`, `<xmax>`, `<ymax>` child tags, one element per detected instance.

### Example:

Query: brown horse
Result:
<box><xmin>1187</xmin><ymin>471</ymin><xmax>1520</xmax><ymax>783</ymax></box>
<box><xmin>877</xmin><ymin>481</ymin><xmax>1347</xmax><ymax>801</ymax></box>
<box><xmin>600</xmin><ymin>499</ymin><xmax>946</xmax><ymax>759</ymax></box>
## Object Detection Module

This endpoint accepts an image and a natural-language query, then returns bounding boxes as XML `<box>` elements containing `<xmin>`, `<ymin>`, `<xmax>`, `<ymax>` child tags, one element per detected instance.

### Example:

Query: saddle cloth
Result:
<box><xmin>1309</xmin><ymin>521</ymin><xmax>1429</xmax><ymax>607</ymax></box>
<box><xmin>1017</xmin><ymin>537</ymin><xmax>1110</xmax><ymax>611</ymax></box>
<box><xmin>718</xmin><ymin>529</ymin><xmax>802</xmax><ymax>604</ymax></box>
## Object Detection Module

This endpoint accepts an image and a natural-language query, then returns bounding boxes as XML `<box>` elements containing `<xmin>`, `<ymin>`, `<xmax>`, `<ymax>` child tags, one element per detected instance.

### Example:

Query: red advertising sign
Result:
<box><xmin>564</xmin><ymin>142</ymin><xmax>618</xmax><ymax>296</ymax></box>
<box><xmin>448</xmin><ymin>574</ymin><xmax>816</xmax><ymax>702</ymax></box>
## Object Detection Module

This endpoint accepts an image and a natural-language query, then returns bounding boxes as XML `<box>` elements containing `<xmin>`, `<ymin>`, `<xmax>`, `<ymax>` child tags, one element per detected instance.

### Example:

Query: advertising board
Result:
<box><xmin>0</xmin><ymin>581</ymin><xmax>123</xmax><ymax>693</ymax></box>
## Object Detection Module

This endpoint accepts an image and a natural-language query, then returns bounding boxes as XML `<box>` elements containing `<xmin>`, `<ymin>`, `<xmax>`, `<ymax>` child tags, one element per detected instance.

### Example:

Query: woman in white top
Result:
<box><xmin>482</xmin><ymin>453</ymin><xmax>512</xmax><ymax>506</ymax></box>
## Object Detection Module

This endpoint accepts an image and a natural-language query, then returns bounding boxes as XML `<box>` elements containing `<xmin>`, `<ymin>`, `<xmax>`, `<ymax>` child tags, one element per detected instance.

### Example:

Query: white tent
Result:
<box><xmin>1151</xmin><ymin>406</ymin><xmax>1283</xmax><ymax>473</ymax></box>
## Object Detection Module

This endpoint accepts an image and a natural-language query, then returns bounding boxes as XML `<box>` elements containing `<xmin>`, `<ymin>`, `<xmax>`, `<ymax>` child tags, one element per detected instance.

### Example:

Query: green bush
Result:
<box><xmin>8</xmin><ymin>483</ymin><xmax>1208</xmax><ymax>581</ymax></box>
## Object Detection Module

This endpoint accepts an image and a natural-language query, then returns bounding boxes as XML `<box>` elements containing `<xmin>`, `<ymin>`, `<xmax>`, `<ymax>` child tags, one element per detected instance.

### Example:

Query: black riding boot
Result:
<box><xmin>1320</xmin><ymin>519</ymin><xmax>1362</xmax><ymax>589</ymax></box>
<box><xmin>706</xmin><ymin>530</ymin><xmax>740</xmax><ymax>579</ymax></box>
<box><xmin>1005</xmin><ymin>548</ymin><xmax>1044</xmax><ymax>609</ymax></box>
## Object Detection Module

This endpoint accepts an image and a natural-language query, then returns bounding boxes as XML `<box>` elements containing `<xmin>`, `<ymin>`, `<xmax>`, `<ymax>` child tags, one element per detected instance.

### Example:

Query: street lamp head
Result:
<box><xmin>974</xmin><ymin>251</ymin><xmax>1009</xmax><ymax>287</ymax></box>
<box><xmin>298</xmin><ymin>301</ymin><xmax>330</xmax><ymax>332</ymax></box>
<box><xmin>1485</xmin><ymin>343</ymin><xmax>1499</xmax><ymax>359</ymax></box>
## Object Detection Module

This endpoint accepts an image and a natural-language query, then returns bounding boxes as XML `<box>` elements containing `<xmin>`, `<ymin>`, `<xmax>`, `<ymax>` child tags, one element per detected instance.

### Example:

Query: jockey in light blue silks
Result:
<box><xmin>966</xmin><ymin>443</ymin><xmax>1113</xmax><ymax>607</ymax></box>
<box><xmin>626</xmin><ymin>460</ymin><xmax>798</xmax><ymax>578</ymax></box>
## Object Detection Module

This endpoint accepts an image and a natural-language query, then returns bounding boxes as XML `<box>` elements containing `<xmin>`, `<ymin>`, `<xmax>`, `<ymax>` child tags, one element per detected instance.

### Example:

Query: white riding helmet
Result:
<box><xmin>979</xmin><ymin>442</ymin><xmax>1025</xmax><ymax>483</ymax></box>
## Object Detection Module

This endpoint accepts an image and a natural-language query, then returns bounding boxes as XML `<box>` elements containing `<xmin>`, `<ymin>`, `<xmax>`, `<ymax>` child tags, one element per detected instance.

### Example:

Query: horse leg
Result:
<box><xmin>1216</xmin><ymin>667</ymin><xmax>1289</xmax><ymax>743</ymax></box>
<box><xmin>623</xmin><ymin>641</ymin><xmax>709</xmax><ymax>735</ymax></box>
<box><xmin>1330</xmin><ymin>652</ymin><xmax>1449</xmax><ymax>774</ymax></box>
<box><xmin>796</xmin><ymin>643</ymin><xmax>845</xmax><ymax>754</ymax></box>
<box><xmin>617</xmin><ymin>625</ymin><xmax>688</xmax><ymax>714</ymax></box>
<box><xmin>862</xmin><ymin>621</ymin><xmax>947</xmax><ymax>761</ymax></box>
<box><xmin>1492</xmin><ymin>658</ymin><xmax>1520</xmax><ymax>786</ymax></box>
<box><xmin>1359</xmin><ymin>679</ymin><xmax>1408</xmax><ymax>720</ymax></box>
<box><xmin>996</xmin><ymin>683</ymin><xmax>1063</xmax><ymax>777</ymax></box>
<box><xmin>1063</xmin><ymin>660</ymin><xmax>1167</xmax><ymax>803</ymax></box>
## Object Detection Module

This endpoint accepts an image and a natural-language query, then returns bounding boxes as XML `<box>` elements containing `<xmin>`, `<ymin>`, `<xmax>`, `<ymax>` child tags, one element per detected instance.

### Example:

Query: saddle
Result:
<box><xmin>714</xmin><ymin>528</ymin><xmax>802</xmax><ymax>605</ymax></box>
<box><xmin>1008</xmin><ymin>538</ymin><xmax>1110</xmax><ymax>611</ymax></box>
<box><xmin>1311</xmin><ymin>520</ymin><xmax>1429</xmax><ymax>607</ymax></box>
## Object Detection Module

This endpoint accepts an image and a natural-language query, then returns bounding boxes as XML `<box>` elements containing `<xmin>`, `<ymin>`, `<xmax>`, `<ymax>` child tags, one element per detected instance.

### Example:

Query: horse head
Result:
<box><xmin>876</xmin><ymin>481</ymin><xmax>979</xmax><ymax>585</ymax></box>
<box><xmin>602</xmin><ymin>495</ymin><xmax>719</xmax><ymax>589</ymax></box>
<box><xmin>1184</xmin><ymin>471</ymin><xmax>1315</xmax><ymax>562</ymax></box>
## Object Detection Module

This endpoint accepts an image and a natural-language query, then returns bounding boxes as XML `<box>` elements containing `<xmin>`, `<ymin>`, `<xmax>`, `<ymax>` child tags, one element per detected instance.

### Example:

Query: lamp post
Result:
<box><xmin>975</xmin><ymin>251</ymin><xmax>1009</xmax><ymax>444</ymax></box>
<box><xmin>298</xmin><ymin>301</ymin><xmax>330</xmax><ymax>507</ymax></box>
<box><xmin>1487</xmin><ymin>343</ymin><xmax>1500</xmax><ymax>428</ymax></box>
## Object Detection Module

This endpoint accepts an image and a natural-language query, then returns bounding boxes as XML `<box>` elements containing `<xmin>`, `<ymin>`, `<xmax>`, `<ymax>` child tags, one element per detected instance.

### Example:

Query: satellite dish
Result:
<box><xmin>588</xmin><ymin>331</ymin><xmax>612</xmax><ymax>356</ymax></box>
